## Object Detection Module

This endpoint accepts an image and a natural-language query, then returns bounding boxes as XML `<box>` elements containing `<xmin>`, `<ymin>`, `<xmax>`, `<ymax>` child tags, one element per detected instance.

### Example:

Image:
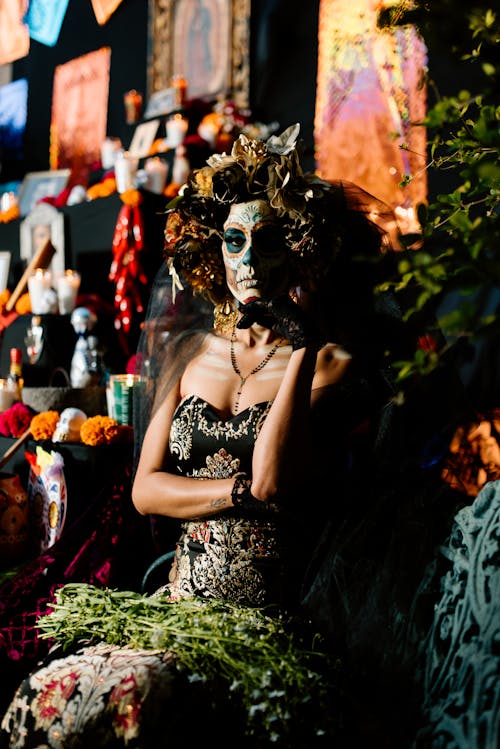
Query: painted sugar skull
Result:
<box><xmin>52</xmin><ymin>408</ymin><xmax>87</xmax><ymax>443</ymax></box>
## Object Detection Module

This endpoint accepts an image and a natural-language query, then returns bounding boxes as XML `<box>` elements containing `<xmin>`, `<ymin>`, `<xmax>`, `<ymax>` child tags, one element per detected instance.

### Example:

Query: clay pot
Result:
<box><xmin>0</xmin><ymin>472</ymin><xmax>30</xmax><ymax>568</ymax></box>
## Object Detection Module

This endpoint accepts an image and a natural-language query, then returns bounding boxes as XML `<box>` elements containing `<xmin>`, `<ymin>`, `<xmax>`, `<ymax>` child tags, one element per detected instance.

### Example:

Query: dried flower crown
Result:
<box><xmin>163</xmin><ymin>123</ymin><xmax>346</xmax><ymax>305</ymax></box>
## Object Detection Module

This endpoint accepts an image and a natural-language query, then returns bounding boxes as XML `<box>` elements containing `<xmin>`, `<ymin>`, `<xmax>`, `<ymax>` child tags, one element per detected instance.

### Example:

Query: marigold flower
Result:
<box><xmin>120</xmin><ymin>189</ymin><xmax>142</xmax><ymax>207</ymax></box>
<box><xmin>0</xmin><ymin>289</ymin><xmax>11</xmax><ymax>313</ymax></box>
<box><xmin>0</xmin><ymin>204</ymin><xmax>20</xmax><ymax>223</ymax></box>
<box><xmin>30</xmin><ymin>411</ymin><xmax>60</xmax><ymax>440</ymax></box>
<box><xmin>80</xmin><ymin>415</ymin><xmax>122</xmax><ymax>446</ymax></box>
<box><xmin>15</xmin><ymin>293</ymin><xmax>32</xmax><ymax>315</ymax></box>
<box><xmin>86</xmin><ymin>177</ymin><xmax>117</xmax><ymax>201</ymax></box>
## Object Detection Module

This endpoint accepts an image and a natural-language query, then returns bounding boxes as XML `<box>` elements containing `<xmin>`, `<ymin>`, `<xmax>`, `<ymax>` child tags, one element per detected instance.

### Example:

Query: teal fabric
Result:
<box><xmin>416</xmin><ymin>480</ymin><xmax>500</xmax><ymax>748</ymax></box>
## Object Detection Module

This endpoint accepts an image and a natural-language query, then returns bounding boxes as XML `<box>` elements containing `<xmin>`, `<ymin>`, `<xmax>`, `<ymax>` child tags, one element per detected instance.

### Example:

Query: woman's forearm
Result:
<box><xmin>132</xmin><ymin>472</ymin><xmax>235</xmax><ymax>518</ymax></box>
<box><xmin>250</xmin><ymin>345</ymin><xmax>317</xmax><ymax>500</ymax></box>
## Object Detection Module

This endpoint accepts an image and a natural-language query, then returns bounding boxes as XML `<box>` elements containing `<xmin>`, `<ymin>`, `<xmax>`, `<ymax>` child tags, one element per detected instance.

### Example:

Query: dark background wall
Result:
<box><xmin>9</xmin><ymin>0</ymin><xmax>148</xmax><ymax>181</ymax></box>
<box><xmin>6</xmin><ymin>0</ymin><xmax>320</xmax><ymax>182</ymax></box>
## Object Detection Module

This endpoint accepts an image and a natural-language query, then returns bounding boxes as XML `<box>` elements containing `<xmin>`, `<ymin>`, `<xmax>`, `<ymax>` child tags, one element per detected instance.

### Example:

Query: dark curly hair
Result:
<box><xmin>162</xmin><ymin>124</ymin><xmax>377</xmax><ymax>307</ymax></box>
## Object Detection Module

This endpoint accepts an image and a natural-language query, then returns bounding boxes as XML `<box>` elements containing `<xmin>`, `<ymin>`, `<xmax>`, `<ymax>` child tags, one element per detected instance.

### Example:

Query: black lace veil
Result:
<box><xmin>131</xmin><ymin>125</ymin><xmax>405</xmax><ymax>473</ymax></box>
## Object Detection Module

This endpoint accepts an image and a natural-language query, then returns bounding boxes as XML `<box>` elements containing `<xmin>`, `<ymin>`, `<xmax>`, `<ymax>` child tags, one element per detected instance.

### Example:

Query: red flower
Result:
<box><xmin>417</xmin><ymin>334</ymin><xmax>438</xmax><ymax>353</ymax></box>
<box><xmin>0</xmin><ymin>402</ymin><xmax>35</xmax><ymax>437</ymax></box>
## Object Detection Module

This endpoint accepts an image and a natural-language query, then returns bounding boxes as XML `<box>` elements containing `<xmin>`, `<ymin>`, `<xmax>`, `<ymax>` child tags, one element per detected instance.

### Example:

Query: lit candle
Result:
<box><xmin>0</xmin><ymin>380</ymin><xmax>16</xmax><ymax>412</ymax></box>
<box><xmin>101</xmin><ymin>137</ymin><xmax>122</xmax><ymax>170</ymax></box>
<box><xmin>123</xmin><ymin>90</ymin><xmax>143</xmax><ymax>124</ymax></box>
<box><xmin>144</xmin><ymin>157</ymin><xmax>168</xmax><ymax>194</ymax></box>
<box><xmin>114</xmin><ymin>150</ymin><xmax>138</xmax><ymax>193</ymax></box>
<box><xmin>108</xmin><ymin>374</ymin><xmax>143</xmax><ymax>425</ymax></box>
<box><xmin>165</xmin><ymin>115</ymin><xmax>188</xmax><ymax>148</ymax></box>
<box><xmin>27</xmin><ymin>269</ymin><xmax>53</xmax><ymax>315</ymax></box>
<box><xmin>56</xmin><ymin>270</ymin><xmax>81</xmax><ymax>315</ymax></box>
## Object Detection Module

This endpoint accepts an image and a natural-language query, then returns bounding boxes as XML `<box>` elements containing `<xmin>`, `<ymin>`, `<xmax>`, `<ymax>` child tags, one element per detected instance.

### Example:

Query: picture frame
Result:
<box><xmin>128</xmin><ymin>118</ymin><xmax>161</xmax><ymax>158</ymax></box>
<box><xmin>17</xmin><ymin>169</ymin><xmax>71</xmax><ymax>217</ymax></box>
<box><xmin>0</xmin><ymin>252</ymin><xmax>11</xmax><ymax>292</ymax></box>
<box><xmin>143</xmin><ymin>87</ymin><xmax>178</xmax><ymax>119</ymax></box>
<box><xmin>148</xmin><ymin>0</ymin><xmax>250</xmax><ymax>107</ymax></box>
<box><xmin>20</xmin><ymin>203</ymin><xmax>66</xmax><ymax>276</ymax></box>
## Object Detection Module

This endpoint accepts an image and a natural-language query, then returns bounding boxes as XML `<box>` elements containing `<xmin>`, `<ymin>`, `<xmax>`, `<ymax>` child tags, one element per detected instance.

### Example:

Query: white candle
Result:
<box><xmin>144</xmin><ymin>157</ymin><xmax>168</xmax><ymax>194</ymax></box>
<box><xmin>114</xmin><ymin>151</ymin><xmax>138</xmax><ymax>193</ymax></box>
<box><xmin>27</xmin><ymin>269</ymin><xmax>53</xmax><ymax>315</ymax></box>
<box><xmin>101</xmin><ymin>137</ymin><xmax>122</xmax><ymax>170</ymax></box>
<box><xmin>56</xmin><ymin>270</ymin><xmax>81</xmax><ymax>315</ymax></box>
<box><xmin>166</xmin><ymin>115</ymin><xmax>188</xmax><ymax>148</ymax></box>
<box><xmin>0</xmin><ymin>380</ymin><xmax>16</xmax><ymax>412</ymax></box>
<box><xmin>172</xmin><ymin>145</ymin><xmax>190</xmax><ymax>186</ymax></box>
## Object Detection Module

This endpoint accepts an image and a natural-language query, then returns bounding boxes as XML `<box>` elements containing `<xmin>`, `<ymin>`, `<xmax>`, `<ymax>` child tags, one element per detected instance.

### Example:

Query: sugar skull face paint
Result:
<box><xmin>222</xmin><ymin>200</ymin><xmax>290</xmax><ymax>305</ymax></box>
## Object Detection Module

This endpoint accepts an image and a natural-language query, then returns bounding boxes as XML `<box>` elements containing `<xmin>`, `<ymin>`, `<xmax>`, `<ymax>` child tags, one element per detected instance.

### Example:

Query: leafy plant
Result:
<box><xmin>377</xmin><ymin>3</ymin><xmax>500</xmax><ymax>395</ymax></box>
<box><xmin>38</xmin><ymin>584</ymin><xmax>342</xmax><ymax>746</ymax></box>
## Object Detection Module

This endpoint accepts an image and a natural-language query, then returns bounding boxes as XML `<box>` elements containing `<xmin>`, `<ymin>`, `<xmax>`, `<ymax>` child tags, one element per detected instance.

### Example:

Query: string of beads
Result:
<box><xmin>230</xmin><ymin>327</ymin><xmax>283</xmax><ymax>413</ymax></box>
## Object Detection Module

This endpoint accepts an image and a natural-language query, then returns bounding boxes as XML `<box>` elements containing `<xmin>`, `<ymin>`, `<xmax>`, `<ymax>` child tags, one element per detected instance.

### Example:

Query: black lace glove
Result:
<box><xmin>237</xmin><ymin>295</ymin><xmax>322</xmax><ymax>351</ymax></box>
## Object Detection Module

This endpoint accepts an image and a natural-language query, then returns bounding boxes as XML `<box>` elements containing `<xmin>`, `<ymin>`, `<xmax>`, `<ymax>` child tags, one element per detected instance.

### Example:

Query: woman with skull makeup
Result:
<box><xmin>1</xmin><ymin>125</ymin><xmax>411</xmax><ymax>748</ymax></box>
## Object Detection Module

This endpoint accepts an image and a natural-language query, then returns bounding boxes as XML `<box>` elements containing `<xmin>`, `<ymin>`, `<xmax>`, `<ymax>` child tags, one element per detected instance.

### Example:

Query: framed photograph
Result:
<box><xmin>20</xmin><ymin>203</ymin><xmax>66</xmax><ymax>276</ymax></box>
<box><xmin>143</xmin><ymin>87</ymin><xmax>178</xmax><ymax>119</ymax></box>
<box><xmin>128</xmin><ymin>119</ymin><xmax>161</xmax><ymax>158</ymax></box>
<box><xmin>0</xmin><ymin>252</ymin><xmax>11</xmax><ymax>292</ymax></box>
<box><xmin>148</xmin><ymin>0</ymin><xmax>250</xmax><ymax>107</ymax></box>
<box><xmin>17</xmin><ymin>169</ymin><xmax>71</xmax><ymax>218</ymax></box>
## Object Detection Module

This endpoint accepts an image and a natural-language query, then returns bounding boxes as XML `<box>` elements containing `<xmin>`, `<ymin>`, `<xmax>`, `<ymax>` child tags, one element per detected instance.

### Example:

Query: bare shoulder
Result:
<box><xmin>313</xmin><ymin>342</ymin><xmax>352</xmax><ymax>389</ymax></box>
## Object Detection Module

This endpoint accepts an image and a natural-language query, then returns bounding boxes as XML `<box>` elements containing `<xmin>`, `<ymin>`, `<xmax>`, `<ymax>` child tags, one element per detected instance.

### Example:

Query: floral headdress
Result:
<box><xmin>163</xmin><ymin>123</ymin><xmax>348</xmax><ymax>307</ymax></box>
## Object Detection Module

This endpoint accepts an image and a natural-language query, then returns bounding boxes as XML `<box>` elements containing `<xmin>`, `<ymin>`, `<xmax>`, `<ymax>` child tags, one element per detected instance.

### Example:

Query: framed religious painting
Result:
<box><xmin>148</xmin><ymin>0</ymin><xmax>250</xmax><ymax>107</ymax></box>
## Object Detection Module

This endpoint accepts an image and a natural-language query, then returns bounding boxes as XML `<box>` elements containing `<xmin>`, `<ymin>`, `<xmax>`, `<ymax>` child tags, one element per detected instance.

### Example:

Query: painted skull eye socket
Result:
<box><xmin>251</xmin><ymin>225</ymin><xmax>284</xmax><ymax>254</ymax></box>
<box><xmin>223</xmin><ymin>228</ymin><xmax>246</xmax><ymax>253</ymax></box>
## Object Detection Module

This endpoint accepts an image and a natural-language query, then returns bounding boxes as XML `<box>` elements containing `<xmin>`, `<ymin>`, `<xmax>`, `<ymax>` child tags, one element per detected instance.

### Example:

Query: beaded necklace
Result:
<box><xmin>230</xmin><ymin>327</ymin><xmax>282</xmax><ymax>413</ymax></box>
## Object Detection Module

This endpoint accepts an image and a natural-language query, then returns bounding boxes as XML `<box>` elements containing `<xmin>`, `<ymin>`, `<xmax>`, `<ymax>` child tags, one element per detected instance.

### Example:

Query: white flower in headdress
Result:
<box><xmin>206</xmin><ymin>152</ymin><xmax>236</xmax><ymax>170</ymax></box>
<box><xmin>266</xmin><ymin>123</ymin><xmax>301</xmax><ymax>155</ymax></box>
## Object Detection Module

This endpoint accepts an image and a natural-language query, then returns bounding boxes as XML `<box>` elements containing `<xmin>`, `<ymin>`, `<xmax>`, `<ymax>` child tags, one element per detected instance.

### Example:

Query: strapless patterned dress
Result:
<box><xmin>0</xmin><ymin>395</ymin><xmax>301</xmax><ymax>749</ymax></box>
<box><xmin>156</xmin><ymin>394</ymin><xmax>287</xmax><ymax>606</ymax></box>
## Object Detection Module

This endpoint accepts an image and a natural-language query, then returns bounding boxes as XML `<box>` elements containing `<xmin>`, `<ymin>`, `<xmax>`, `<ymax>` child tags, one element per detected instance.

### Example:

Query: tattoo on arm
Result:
<box><xmin>210</xmin><ymin>497</ymin><xmax>227</xmax><ymax>510</ymax></box>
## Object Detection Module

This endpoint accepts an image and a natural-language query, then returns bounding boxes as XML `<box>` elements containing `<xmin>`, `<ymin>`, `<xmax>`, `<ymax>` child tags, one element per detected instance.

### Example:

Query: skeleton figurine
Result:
<box><xmin>52</xmin><ymin>407</ymin><xmax>87</xmax><ymax>443</ymax></box>
<box><xmin>70</xmin><ymin>307</ymin><xmax>98</xmax><ymax>388</ymax></box>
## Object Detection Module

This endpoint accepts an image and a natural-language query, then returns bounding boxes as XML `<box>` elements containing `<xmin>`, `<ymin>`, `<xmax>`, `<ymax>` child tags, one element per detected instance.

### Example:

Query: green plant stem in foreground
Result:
<box><xmin>37</xmin><ymin>583</ymin><xmax>340</xmax><ymax>743</ymax></box>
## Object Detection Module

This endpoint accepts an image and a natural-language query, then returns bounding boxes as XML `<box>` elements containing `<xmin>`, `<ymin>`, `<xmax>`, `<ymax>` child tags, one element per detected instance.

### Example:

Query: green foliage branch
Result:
<box><xmin>377</xmin><ymin>4</ymin><xmax>500</xmax><ymax>392</ymax></box>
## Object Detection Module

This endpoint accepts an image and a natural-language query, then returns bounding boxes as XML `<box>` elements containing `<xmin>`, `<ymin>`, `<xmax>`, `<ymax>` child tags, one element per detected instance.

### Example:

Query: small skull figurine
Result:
<box><xmin>52</xmin><ymin>408</ymin><xmax>87</xmax><ymax>443</ymax></box>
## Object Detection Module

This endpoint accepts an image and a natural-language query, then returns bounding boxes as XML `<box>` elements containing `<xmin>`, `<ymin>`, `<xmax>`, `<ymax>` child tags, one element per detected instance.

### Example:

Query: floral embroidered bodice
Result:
<box><xmin>156</xmin><ymin>394</ymin><xmax>293</xmax><ymax>606</ymax></box>
<box><xmin>169</xmin><ymin>394</ymin><xmax>271</xmax><ymax>479</ymax></box>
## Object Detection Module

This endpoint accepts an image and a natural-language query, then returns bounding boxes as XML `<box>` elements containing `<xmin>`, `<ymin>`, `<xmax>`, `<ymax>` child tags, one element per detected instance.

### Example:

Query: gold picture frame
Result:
<box><xmin>148</xmin><ymin>0</ymin><xmax>250</xmax><ymax>108</ymax></box>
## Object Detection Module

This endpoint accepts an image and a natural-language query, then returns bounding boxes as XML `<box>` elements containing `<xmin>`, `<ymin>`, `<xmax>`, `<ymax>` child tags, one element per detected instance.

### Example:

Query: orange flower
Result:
<box><xmin>0</xmin><ymin>289</ymin><xmax>11</xmax><ymax>313</ymax></box>
<box><xmin>86</xmin><ymin>177</ymin><xmax>117</xmax><ymax>201</ymax></box>
<box><xmin>31</xmin><ymin>411</ymin><xmax>60</xmax><ymax>440</ymax></box>
<box><xmin>0</xmin><ymin>204</ymin><xmax>20</xmax><ymax>223</ymax></box>
<box><xmin>120</xmin><ymin>189</ymin><xmax>142</xmax><ymax>207</ymax></box>
<box><xmin>15</xmin><ymin>293</ymin><xmax>32</xmax><ymax>315</ymax></box>
<box><xmin>164</xmin><ymin>183</ymin><xmax>181</xmax><ymax>198</ymax></box>
<box><xmin>150</xmin><ymin>138</ymin><xmax>169</xmax><ymax>155</ymax></box>
<box><xmin>80</xmin><ymin>415</ymin><xmax>121</xmax><ymax>446</ymax></box>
